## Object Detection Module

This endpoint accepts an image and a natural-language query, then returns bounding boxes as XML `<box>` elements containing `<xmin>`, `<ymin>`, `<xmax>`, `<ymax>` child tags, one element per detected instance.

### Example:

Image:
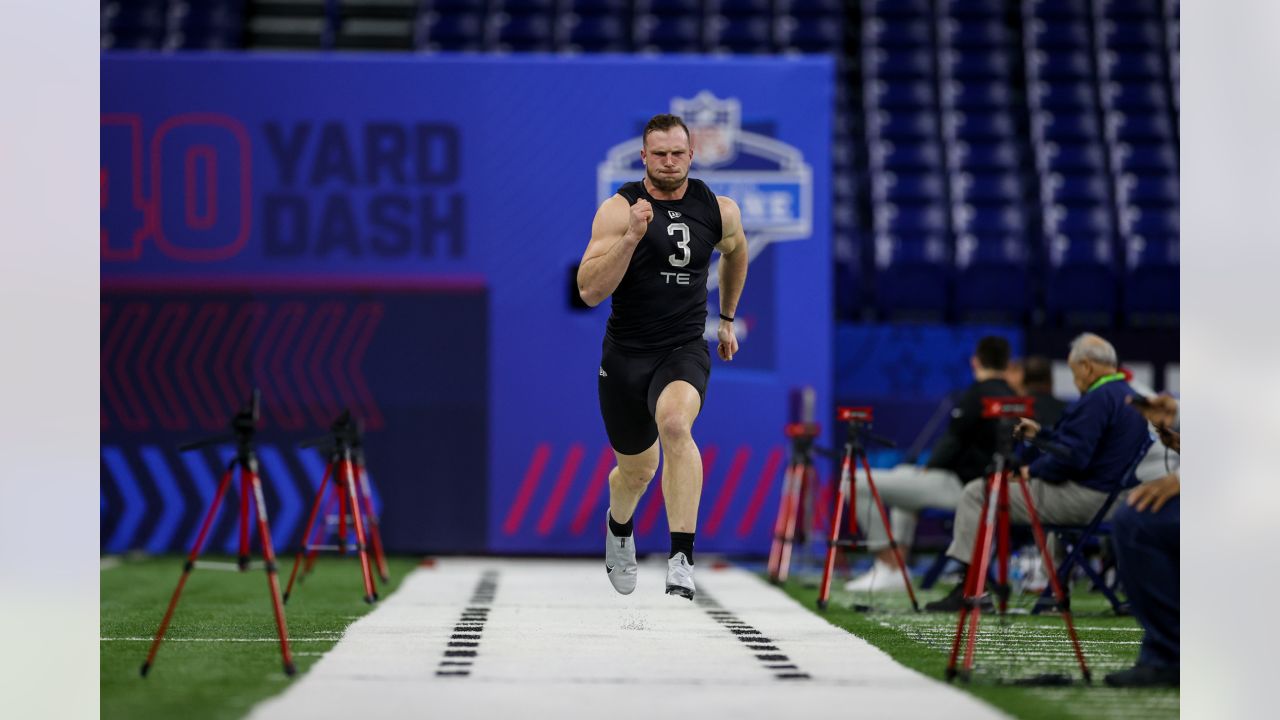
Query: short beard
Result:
<box><xmin>647</xmin><ymin>168</ymin><xmax>687</xmax><ymax>193</ymax></box>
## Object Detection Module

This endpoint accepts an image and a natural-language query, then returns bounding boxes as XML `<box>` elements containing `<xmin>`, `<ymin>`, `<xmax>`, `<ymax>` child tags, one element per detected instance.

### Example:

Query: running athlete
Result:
<box><xmin>576</xmin><ymin>114</ymin><xmax>749</xmax><ymax>600</ymax></box>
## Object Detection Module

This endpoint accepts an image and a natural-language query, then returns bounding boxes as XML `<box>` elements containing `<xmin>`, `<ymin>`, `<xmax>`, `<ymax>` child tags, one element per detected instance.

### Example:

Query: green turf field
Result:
<box><xmin>103</xmin><ymin>555</ymin><xmax>1177</xmax><ymax>720</ymax></box>
<box><xmin>101</xmin><ymin>554</ymin><xmax>420</xmax><ymax>720</ymax></box>
<box><xmin>776</xmin><ymin>568</ymin><xmax>1179</xmax><ymax>720</ymax></box>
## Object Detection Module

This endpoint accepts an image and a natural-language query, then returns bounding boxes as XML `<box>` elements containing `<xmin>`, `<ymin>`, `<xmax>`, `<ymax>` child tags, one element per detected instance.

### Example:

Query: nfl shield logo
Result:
<box><xmin>671</xmin><ymin>91</ymin><xmax>741</xmax><ymax>168</ymax></box>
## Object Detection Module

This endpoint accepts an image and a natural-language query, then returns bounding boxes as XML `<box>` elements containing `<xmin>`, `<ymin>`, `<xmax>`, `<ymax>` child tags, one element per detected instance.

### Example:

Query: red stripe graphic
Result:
<box><xmin>153</xmin><ymin>302</ymin><xmax>192</xmax><ymax>430</ymax></box>
<box><xmin>536</xmin><ymin>443</ymin><xmax>585</xmax><ymax>536</ymax></box>
<box><xmin>736</xmin><ymin>446</ymin><xmax>785</xmax><ymax>538</ymax></box>
<box><xmin>100</xmin><ymin>304</ymin><xmax>112</xmax><ymax>430</ymax></box>
<box><xmin>107</xmin><ymin>302</ymin><xmax>151</xmax><ymax>430</ymax></box>
<box><xmin>345</xmin><ymin>303</ymin><xmax>385</xmax><ymax>429</ymax></box>
<box><xmin>255</xmin><ymin>303</ymin><xmax>308</xmax><ymax>430</ymax></box>
<box><xmin>700</xmin><ymin>444</ymin><xmax>719</xmax><ymax>494</ymax></box>
<box><xmin>291</xmin><ymin>301</ymin><xmax>331</xmax><ymax>427</ymax></box>
<box><xmin>215</xmin><ymin>302</ymin><xmax>265</xmax><ymax>412</ymax></box>
<box><xmin>134</xmin><ymin>302</ymin><xmax>180</xmax><ymax>429</ymax></box>
<box><xmin>306</xmin><ymin>303</ymin><xmax>345</xmax><ymax>423</ymax></box>
<box><xmin>190</xmin><ymin>303</ymin><xmax>230</xmax><ymax>429</ymax></box>
<box><xmin>636</xmin><ymin>475</ymin><xmax>665</xmax><ymax>535</ymax></box>
<box><xmin>702</xmin><ymin>446</ymin><xmax>751</xmax><ymax>537</ymax></box>
<box><xmin>814</xmin><ymin>472</ymin><xmax>834</xmax><ymax>535</ymax></box>
<box><xmin>502</xmin><ymin>443</ymin><xmax>552</xmax><ymax>535</ymax></box>
<box><xmin>570</xmin><ymin>445</ymin><xmax>616</xmax><ymax>535</ymax></box>
<box><xmin>175</xmin><ymin>303</ymin><xmax>220</xmax><ymax>429</ymax></box>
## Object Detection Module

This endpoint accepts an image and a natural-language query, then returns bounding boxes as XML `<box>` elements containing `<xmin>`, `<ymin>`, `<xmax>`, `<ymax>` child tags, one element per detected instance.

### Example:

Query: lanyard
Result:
<box><xmin>1087</xmin><ymin>372</ymin><xmax>1127</xmax><ymax>393</ymax></box>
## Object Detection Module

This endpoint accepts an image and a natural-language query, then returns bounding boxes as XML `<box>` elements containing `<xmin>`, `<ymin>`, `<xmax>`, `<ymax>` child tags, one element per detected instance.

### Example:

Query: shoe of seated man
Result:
<box><xmin>604</xmin><ymin>512</ymin><xmax>638</xmax><ymax>595</ymax></box>
<box><xmin>923</xmin><ymin>580</ymin><xmax>1011</xmax><ymax>612</ymax></box>
<box><xmin>1104</xmin><ymin>664</ymin><xmax>1179</xmax><ymax>688</ymax></box>
<box><xmin>665</xmin><ymin>552</ymin><xmax>695</xmax><ymax>600</ymax></box>
<box><xmin>843</xmin><ymin>559</ymin><xmax>909</xmax><ymax>592</ymax></box>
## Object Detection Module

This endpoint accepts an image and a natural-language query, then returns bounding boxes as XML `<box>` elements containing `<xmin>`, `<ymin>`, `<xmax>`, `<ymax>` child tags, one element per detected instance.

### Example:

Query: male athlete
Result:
<box><xmin>576</xmin><ymin>114</ymin><xmax>748</xmax><ymax>600</ymax></box>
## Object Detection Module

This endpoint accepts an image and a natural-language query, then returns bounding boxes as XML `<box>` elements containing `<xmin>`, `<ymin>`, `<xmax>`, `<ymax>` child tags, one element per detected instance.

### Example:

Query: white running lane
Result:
<box><xmin>248</xmin><ymin>558</ymin><xmax>1005</xmax><ymax>720</ymax></box>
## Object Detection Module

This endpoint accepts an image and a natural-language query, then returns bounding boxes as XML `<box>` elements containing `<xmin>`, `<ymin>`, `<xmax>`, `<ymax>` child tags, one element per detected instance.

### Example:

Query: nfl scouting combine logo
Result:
<box><xmin>597</xmin><ymin>91</ymin><xmax>814</xmax><ymax>296</ymax></box>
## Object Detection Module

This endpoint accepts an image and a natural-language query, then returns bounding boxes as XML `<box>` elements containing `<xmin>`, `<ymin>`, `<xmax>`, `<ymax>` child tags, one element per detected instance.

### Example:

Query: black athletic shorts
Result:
<box><xmin>597</xmin><ymin>339</ymin><xmax>711</xmax><ymax>456</ymax></box>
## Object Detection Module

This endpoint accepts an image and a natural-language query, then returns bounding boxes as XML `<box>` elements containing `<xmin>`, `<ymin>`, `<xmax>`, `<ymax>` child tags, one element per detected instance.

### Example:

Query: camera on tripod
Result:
<box><xmin>837</xmin><ymin>406</ymin><xmax>873</xmax><ymax>423</ymax></box>
<box><xmin>980</xmin><ymin>396</ymin><xmax>1035</xmax><ymax>420</ymax></box>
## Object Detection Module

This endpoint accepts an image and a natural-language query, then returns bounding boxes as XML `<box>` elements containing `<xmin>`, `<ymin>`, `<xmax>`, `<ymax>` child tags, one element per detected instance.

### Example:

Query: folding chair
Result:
<box><xmin>919</xmin><ymin>507</ymin><xmax>957</xmax><ymax>589</ymax></box>
<box><xmin>1032</xmin><ymin>433</ymin><xmax>1154</xmax><ymax>614</ymax></box>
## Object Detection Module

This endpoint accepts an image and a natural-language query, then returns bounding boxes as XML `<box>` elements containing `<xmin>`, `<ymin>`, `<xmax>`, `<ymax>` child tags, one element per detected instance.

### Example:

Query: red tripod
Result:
<box><xmin>141</xmin><ymin>391</ymin><xmax>295</xmax><ymax>677</ymax></box>
<box><xmin>768</xmin><ymin>422</ymin><xmax>821</xmax><ymax>584</ymax></box>
<box><xmin>816</xmin><ymin>407</ymin><xmax>920</xmax><ymax>612</ymax></box>
<box><xmin>945</xmin><ymin>397</ymin><xmax>1091</xmax><ymax>684</ymax></box>
<box><xmin>284</xmin><ymin>411</ymin><xmax>387</xmax><ymax>604</ymax></box>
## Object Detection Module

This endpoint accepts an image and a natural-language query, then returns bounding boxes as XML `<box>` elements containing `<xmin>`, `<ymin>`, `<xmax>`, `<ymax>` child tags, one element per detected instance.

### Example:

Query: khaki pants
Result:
<box><xmin>945</xmin><ymin>475</ymin><xmax>1119</xmax><ymax>562</ymax></box>
<box><xmin>853</xmin><ymin>465</ymin><xmax>964</xmax><ymax>552</ymax></box>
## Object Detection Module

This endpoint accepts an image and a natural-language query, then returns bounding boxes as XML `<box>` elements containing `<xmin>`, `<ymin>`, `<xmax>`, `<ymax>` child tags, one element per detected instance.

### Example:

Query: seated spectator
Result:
<box><xmin>1107</xmin><ymin>393</ymin><xmax>1180</xmax><ymax>687</ymax></box>
<box><xmin>1012</xmin><ymin>355</ymin><xmax>1067</xmax><ymax>428</ymax></box>
<box><xmin>844</xmin><ymin>336</ymin><xmax>1015</xmax><ymax>592</ymax></box>
<box><xmin>924</xmin><ymin>333</ymin><xmax>1150</xmax><ymax>611</ymax></box>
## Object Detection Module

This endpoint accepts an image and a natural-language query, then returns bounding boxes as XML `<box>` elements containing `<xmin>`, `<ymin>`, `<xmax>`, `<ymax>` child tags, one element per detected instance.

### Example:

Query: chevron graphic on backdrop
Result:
<box><xmin>101</xmin><ymin>299</ymin><xmax>385</xmax><ymax>433</ymax></box>
<box><xmin>499</xmin><ymin>442</ymin><xmax>788</xmax><ymax>542</ymax></box>
<box><xmin>100</xmin><ymin>444</ymin><xmax>383</xmax><ymax>554</ymax></box>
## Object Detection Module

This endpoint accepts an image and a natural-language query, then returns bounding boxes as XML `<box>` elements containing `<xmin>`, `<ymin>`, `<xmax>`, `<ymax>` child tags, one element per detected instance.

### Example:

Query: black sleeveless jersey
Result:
<box><xmin>605</xmin><ymin>178</ymin><xmax>723</xmax><ymax>353</ymax></box>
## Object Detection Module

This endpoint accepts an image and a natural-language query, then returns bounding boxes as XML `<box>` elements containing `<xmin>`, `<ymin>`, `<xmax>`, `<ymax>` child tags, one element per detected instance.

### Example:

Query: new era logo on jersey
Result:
<box><xmin>599</xmin><ymin>367</ymin><xmax>608</xmax><ymax>377</ymax></box>
<box><xmin>668</xmin><ymin>210</ymin><xmax>682</xmax><ymax>219</ymax></box>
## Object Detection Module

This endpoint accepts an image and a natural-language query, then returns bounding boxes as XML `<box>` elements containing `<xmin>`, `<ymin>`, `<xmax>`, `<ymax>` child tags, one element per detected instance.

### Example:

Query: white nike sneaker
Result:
<box><xmin>605</xmin><ymin>512</ymin><xmax>638</xmax><ymax>595</ymax></box>
<box><xmin>665</xmin><ymin>552</ymin><xmax>695</xmax><ymax>600</ymax></box>
<box><xmin>843</xmin><ymin>559</ymin><xmax>908</xmax><ymax>592</ymax></box>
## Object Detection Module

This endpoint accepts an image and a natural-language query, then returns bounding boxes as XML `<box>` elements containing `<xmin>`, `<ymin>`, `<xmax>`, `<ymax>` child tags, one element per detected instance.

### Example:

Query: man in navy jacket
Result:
<box><xmin>925</xmin><ymin>333</ymin><xmax>1151</xmax><ymax>611</ymax></box>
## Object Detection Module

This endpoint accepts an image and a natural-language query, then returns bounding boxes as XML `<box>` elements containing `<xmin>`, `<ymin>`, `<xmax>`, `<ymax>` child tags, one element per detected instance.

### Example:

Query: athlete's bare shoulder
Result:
<box><xmin>715</xmin><ymin>196</ymin><xmax>744</xmax><ymax>252</ymax></box>
<box><xmin>591</xmin><ymin>194</ymin><xmax>631</xmax><ymax>237</ymax></box>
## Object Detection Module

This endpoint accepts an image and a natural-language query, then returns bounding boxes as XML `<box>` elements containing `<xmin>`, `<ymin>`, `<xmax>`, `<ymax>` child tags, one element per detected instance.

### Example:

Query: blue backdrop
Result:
<box><xmin>101</xmin><ymin>53</ymin><xmax>834</xmax><ymax>555</ymax></box>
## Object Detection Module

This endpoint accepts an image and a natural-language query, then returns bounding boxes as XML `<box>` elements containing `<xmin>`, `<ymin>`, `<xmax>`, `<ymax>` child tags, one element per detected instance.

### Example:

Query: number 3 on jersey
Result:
<box><xmin>667</xmin><ymin>223</ymin><xmax>691</xmax><ymax>268</ymax></box>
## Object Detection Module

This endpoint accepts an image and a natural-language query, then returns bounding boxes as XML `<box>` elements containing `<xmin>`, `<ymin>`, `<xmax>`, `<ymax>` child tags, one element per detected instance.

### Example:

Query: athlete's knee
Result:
<box><xmin>613</xmin><ymin>462</ymin><xmax>656</xmax><ymax>490</ymax></box>
<box><xmin>655</xmin><ymin>408</ymin><xmax>693</xmax><ymax>441</ymax></box>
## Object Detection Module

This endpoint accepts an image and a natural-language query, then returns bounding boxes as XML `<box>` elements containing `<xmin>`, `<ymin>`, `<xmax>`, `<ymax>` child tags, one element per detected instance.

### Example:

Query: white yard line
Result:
<box><xmin>247</xmin><ymin>558</ymin><xmax>1007</xmax><ymax>720</ymax></box>
<box><xmin>101</xmin><ymin>556</ymin><xmax>122</xmax><ymax>571</ymax></box>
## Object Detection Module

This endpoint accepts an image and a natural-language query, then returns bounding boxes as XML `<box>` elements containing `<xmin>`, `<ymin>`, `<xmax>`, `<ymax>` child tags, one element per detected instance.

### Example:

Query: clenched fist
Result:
<box><xmin>626</xmin><ymin>199</ymin><xmax>653</xmax><ymax>239</ymax></box>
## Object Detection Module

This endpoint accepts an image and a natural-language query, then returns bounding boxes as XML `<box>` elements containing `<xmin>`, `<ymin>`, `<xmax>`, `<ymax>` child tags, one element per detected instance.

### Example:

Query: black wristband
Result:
<box><xmin>719</xmin><ymin>313</ymin><xmax>734</xmax><ymax>323</ymax></box>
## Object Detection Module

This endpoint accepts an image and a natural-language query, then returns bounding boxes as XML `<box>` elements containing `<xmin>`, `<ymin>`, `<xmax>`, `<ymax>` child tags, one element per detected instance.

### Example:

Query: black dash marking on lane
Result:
<box><xmin>433</xmin><ymin>570</ymin><xmax>499</xmax><ymax>679</ymax></box>
<box><xmin>696</xmin><ymin>588</ymin><xmax>811</xmax><ymax>682</ymax></box>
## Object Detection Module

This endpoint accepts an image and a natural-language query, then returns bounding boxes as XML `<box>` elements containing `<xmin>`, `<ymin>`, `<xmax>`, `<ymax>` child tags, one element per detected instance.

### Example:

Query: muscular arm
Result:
<box><xmin>576</xmin><ymin>195</ymin><xmax>648</xmax><ymax>307</ymax></box>
<box><xmin>714</xmin><ymin>197</ymin><xmax>748</xmax><ymax>361</ymax></box>
<box><xmin>716</xmin><ymin>196</ymin><xmax>748</xmax><ymax>318</ymax></box>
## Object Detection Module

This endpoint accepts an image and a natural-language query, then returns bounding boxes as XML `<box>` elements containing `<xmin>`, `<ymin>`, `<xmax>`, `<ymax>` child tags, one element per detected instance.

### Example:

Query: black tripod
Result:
<box><xmin>816</xmin><ymin>407</ymin><xmax>920</xmax><ymax>612</ymax></box>
<box><xmin>141</xmin><ymin>390</ymin><xmax>295</xmax><ymax>677</ymax></box>
<box><xmin>284</xmin><ymin>410</ymin><xmax>385</xmax><ymax>605</ymax></box>
<box><xmin>945</xmin><ymin>397</ymin><xmax>1090</xmax><ymax>684</ymax></box>
<box><xmin>768</xmin><ymin>421</ymin><xmax>822</xmax><ymax>585</ymax></box>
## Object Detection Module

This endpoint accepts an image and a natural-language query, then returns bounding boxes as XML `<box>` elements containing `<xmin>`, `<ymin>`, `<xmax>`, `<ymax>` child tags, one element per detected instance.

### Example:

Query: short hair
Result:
<box><xmin>1023</xmin><ymin>355</ymin><xmax>1053</xmax><ymax>388</ymax></box>
<box><xmin>1068</xmin><ymin>333</ymin><xmax>1118</xmax><ymax>367</ymax></box>
<box><xmin>974</xmin><ymin>336</ymin><xmax>1011</xmax><ymax>371</ymax></box>
<box><xmin>643</xmin><ymin>114</ymin><xmax>691</xmax><ymax>147</ymax></box>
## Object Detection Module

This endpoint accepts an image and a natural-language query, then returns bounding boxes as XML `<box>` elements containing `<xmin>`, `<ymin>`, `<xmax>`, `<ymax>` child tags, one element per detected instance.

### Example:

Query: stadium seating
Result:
<box><xmin>101</xmin><ymin>0</ymin><xmax>1178</xmax><ymax>327</ymax></box>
